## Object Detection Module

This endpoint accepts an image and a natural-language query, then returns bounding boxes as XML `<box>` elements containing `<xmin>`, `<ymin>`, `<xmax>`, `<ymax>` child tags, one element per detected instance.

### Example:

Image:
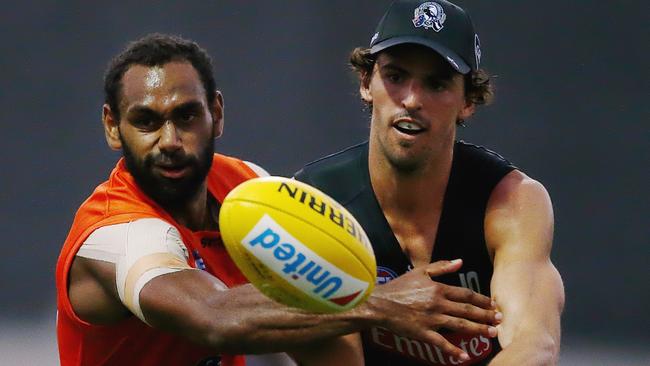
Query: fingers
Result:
<box><xmin>442</xmin><ymin>299</ymin><xmax>501</xmax><ymax>326</ymax></box>
<box><xmin>422</xmin><ymin>331</ymin><xmax>472</xmax><ymax>362</ymax></box>
<box><xmin>425</xmin><ymin>259</ymin><xmax>463</xmax><ymax>277</ymax></box>
<box><xmin>445</xmin><ymin>285</ymin><xmax>495</xmax><ymax>310</ymax></box>
<box><xmin>435</xmin><ymin>314</ymin><xmax>498</xmax><ymax>339</ymax></box>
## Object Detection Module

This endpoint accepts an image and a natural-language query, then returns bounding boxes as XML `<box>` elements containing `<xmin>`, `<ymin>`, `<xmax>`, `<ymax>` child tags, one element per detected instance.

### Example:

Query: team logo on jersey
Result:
<box><xmin>376</xmin><ymin>266</ymin><xmax>398</xmax><ymax>285</ymax></box>
<box><xmin>474</xmin><ymin>34</ymin><xmax>482</xmax><ymax>67</ymax></box>
<box><xmin>412</xmin><ymin>2</ymin><xmax>446</xmax><ymax>32</ymax></box>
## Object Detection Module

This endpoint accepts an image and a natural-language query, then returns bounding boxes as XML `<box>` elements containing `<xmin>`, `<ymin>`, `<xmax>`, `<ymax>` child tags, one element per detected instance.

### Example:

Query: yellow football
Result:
<box><xmin>219</xmin><ymin>176</ymin><xmax>376</xmax><ymax>313</ymax></box>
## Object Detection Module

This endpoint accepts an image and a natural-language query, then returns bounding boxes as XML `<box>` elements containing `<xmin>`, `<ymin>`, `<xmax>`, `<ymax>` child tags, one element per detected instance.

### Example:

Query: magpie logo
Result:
<box><xmin>412</xmin><ymin>2</ymin><xmax>446</xmax><ymax>32</ymax></box>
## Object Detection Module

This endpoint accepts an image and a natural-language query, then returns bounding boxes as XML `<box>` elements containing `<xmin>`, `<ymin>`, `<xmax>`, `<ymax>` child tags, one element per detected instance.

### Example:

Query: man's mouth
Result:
<box><xmin>393</xmin><ymin>120</ymin><xmax>426</xmax><ymax>135</ymax></box>
<box><xmin>155</xmin><ymin>164</ymin><xmax>190</xmax><ymax>179</ymax></box>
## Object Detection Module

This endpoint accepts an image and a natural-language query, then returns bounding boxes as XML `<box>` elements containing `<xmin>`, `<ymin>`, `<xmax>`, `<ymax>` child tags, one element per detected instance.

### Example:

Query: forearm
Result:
<box><xmin>141</xmin><ymin>271</ymin><xmax>376</xmax><ymax>354</ymax></box>
<box><xmin>489</xmin><ymin>333</ymin><xmax>558</xmax><ymax>366</ymax></box>
<box><xmin>490</xmin><ymin>262</ymin><xmax>564</xmax><ymax>365</ymax></box>
<box><xmin>205</xmin><ymin>285</ymin><xmax>372</xmax><ymax>354</ymax></box>
<box><xmin>484</xmin><ymin>173</ymin><xmax>564</xmax><ymax>365</ymax></box>
<box><xmin>141</xmin><ymin>261</ymin><xmax>499</xmax><ymax>358</ymax></box>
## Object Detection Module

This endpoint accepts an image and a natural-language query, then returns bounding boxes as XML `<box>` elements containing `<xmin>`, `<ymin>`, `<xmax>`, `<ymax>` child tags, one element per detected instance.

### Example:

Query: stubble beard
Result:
<box><xmin>384</xmin><ymin>141</ymin><xmax>429</xmax><ymax>174</ymax></box>
<box><xmin>120</xmin><ymin>135</ymin><xmax>214</xmax><ymax>210</ymax></box>
<box><xmin>373</xmin><ymin>123</ymin><xmax>429</xmax><ymax>175</ymax></box>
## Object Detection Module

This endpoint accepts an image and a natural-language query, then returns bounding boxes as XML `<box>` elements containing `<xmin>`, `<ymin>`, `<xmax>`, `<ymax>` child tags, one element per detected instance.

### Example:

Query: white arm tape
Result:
<box><xmin>78</xmin><ymin>218</ymin><xmax>229</xmax><ymax>324</ymax></box>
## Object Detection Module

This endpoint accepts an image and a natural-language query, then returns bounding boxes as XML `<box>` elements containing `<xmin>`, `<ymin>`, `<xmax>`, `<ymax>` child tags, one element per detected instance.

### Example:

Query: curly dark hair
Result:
<box><xmin>349</xmin><ymin>47</ymin><xmax>494</xmax><ymax>123</ymax></box>
<box><xmin>104</xmin><ymin>33</ymin><xmax>217</xmax><ymax>121</ymax></box>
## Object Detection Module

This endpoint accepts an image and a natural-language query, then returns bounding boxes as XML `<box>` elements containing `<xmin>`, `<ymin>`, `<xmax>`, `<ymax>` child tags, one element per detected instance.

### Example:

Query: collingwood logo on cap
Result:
<box><xmin>370</xmin><ymin>32</ymin><xmax>379</xmax><ymax>46</ymax></box>
<box><xmin>412</xmin><ymin>2</ymin><xmax>446</xmax><ymax>32</ymax></box>
<box><xmin>474</xmin><ymin>34</ymin><xmax>482</xmax><ymax>67</ymax></box>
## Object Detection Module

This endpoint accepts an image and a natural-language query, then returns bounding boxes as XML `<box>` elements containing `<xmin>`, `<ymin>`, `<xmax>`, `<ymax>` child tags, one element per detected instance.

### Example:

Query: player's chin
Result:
<box><xmin>386</xmin><ymin>152</ymin><xmax>427</xmax><ymax>172</ymax></box>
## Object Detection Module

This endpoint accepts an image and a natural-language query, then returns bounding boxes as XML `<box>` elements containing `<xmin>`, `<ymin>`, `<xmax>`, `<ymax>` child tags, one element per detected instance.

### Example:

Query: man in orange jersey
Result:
<box><xmin>56</xmin><ymin>34</ymin><xmax>500</xmax><ymax>366</ymax></box>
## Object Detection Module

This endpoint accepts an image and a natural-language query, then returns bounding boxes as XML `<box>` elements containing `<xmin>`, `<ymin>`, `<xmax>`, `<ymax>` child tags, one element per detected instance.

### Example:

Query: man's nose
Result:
<box><xmin>158</xmin><ymin>120</ymin><xmax>182</xmax><ymax>152</ymax></box>
<box><xmin>402</xmin><ymin>81</ymin><xmax>423</xmax><ymax>111</ymax></box>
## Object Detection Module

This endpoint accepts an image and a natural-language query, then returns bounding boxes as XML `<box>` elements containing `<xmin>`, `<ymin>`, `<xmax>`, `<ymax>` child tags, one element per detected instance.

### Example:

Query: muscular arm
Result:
<box><xmin>69</xmin><ymin>254</ymin><xmax>371</xmax><ymax>353</ymax></box>
<box><xmin>142</xmin><ymin>258</ymin><xmax>500</xmax><ymax>356</ymax></box>
<box><xmin>139</xmin><ymin>269</ymin><xmax>370</xmax><ymax>354</ymax></box>
<box><xmin>69</xmin><ymin>224</ymin><xmax>500</xmax><ymax>361</ymax></box>
<box><xmin>485</xmin><ymin>171</ymin><xmax>565</xmax><ymax>365</ymax></box>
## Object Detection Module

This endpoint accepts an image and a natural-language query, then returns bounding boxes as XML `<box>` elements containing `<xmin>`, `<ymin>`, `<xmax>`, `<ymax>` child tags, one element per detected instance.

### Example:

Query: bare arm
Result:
<box><xmin>283</xmin><ymin>260</ymin><xmax>502</xmax><ymax>365</ymax></box>
<box><xmin>69</xmin><ymin>249</ymin><xmax>500</xmax><ymax>359</ymax></box>
<box><xmin>139</xmin><ymin>269</ymin><xmax>369</xmax><ymax>354</ymax></box>
<box><xmin>485</xmin><ymin>171</ymin><xmax>565</xmax><ymax>365</ymax></box>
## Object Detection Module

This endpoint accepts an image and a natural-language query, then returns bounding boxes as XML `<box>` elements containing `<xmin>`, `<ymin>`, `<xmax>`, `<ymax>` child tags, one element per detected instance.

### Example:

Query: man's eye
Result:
<box><xmin>179</xmin><ymin>113</ymin><xmax>195</xmax><ymax>123</ymax></box>
<box><xmin>387</xmin><ymin>73</ymin><xmax>403</xmax><ymax>83</ymax></box>
<box><xmin>427</xmin><ymin>80</ymin><xmax>447</xmax><ymax>91</ymax></box>
<box><xmin>133</xmin><ymin>118</ymin><xmax>157</xmax><ymax>128</ymax></box>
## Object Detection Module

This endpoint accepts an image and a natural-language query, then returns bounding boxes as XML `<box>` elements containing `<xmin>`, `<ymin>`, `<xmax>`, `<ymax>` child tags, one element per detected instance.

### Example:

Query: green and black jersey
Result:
<box><xmin>295</xmin><ymin>141</ymin><xmax>516</xmax><ymax>366</ymax></box>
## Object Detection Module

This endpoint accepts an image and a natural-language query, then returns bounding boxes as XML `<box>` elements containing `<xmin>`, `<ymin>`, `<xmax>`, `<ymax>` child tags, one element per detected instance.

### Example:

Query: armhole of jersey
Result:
<box><xmin>243</xmin><ymin>160</ymin><xmax>270</xmax><ymax>177</ymax></box>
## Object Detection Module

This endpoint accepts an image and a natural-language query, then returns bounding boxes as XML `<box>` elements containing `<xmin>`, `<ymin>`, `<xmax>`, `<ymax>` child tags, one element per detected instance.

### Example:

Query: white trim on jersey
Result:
<box><xmin>244</xmin><ymin>160</ymin><xmax>270</xmax><ymax>177</ymax></box>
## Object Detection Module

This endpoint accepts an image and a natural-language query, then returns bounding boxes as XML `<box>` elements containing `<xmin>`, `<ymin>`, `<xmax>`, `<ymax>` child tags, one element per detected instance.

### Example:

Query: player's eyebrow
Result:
<box><xmin>126</xmin><ymin>100</ymin><xmax>204</xmax><ymax>119</ymax></box>
<box><xmin>379</xmin><ymin>61</ymin><xmax>453</xmax><ymax>82</ymax></box>
<box><xmin>171</xmin><ymin>101</ymin><xmax>204</xmax><ymax>115</ymax></box>
<box><xmin>378</xmin><ymin>62</ymin><xmax>411</xmax><ymax>78</ymax></box>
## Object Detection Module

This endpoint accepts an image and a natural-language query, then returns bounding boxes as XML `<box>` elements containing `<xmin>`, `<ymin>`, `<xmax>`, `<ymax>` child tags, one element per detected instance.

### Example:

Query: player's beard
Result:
<box><xmin>120</xmin><ymin>135</ymin><xmax>214</xmax><ymax>210</ymax></box>
<box><xmin>373</xmin><ymin>120</ymin><xmax>431</xmax><ymax>175</ymax></box>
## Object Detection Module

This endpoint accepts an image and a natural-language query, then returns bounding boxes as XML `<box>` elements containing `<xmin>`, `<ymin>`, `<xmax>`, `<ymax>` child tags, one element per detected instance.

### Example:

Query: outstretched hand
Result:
<box><xmin>368</xmin><ymin>259</ymin><xmax>501</xmax><ymax>361</ymax></box>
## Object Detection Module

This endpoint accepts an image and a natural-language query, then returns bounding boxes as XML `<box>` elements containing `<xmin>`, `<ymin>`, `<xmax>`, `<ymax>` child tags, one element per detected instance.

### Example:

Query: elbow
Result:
<box><xmin>543</xmin><ymin>334</ymin><xmax>561</xmax><ymax>363</ymax></box>
<box><xmin>531</xmin><ymin>332</ymin><xmax>561</xmax><ymax>365</ymax></box>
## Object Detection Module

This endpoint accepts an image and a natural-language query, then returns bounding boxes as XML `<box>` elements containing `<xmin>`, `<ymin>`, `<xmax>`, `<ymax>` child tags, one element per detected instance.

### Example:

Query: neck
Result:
<box><xmin>368</xmin><ymin>143</ymin><xmax>453</xmax><ymax>217</ymax></box>
<box><xmin>162</xmin><ymin>183</ymin><xmax>214</xmax><ymax>231</ymax></box>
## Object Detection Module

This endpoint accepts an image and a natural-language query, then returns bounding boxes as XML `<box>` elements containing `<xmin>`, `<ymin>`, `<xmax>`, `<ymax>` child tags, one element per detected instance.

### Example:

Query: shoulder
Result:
<box><xmin>242</xmin><ymin>161</ymin><xmax>270</xmax><ymax>177</ymax></box>
<box><xmin>455</xmin><ymin>140</ymin><xmax>516</xmax><ymax>171</ymax></box>
<box><xmin>87</xmin><ymin>218</ymin><xmax>177</xmax><ymax>241</ymax></box>
<box><xmin>485</xmin><ymin>170</ymin><xmax>554</xmax><ymax>254</ymax></box>
<box><xmin>294</xmin><ymin>142</ymin><xmax>368</xmax><ymax>203</ymax></box>
<box><xmin>209</xmin><ymin>154</ymin><xmax>269</xmax><ymax>184</ymax></box>
<box><xmin>294</xmin><ymin>141</ymin><xmax>367</xmax><ymax>181</ymax></box>
<box><xmin>450</xmin><ymin>141</ymin><xmax>517</xmax><ymax>202</ymax></box>
<box><xmin>489</xmin><ymin>170</ymin><xmax>552</xmax><ymax>212</ymax></box>
<box><xmin>80</xmin><ymin>218</ymin><xmax>187</xmax><ymax>261</ymax></box>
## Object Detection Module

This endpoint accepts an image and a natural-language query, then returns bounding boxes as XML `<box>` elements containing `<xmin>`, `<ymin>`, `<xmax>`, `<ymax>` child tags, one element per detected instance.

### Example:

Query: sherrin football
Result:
<box><xmin>219</xmin><ymin>176</ymin><xmax>376</xmax><ymax>313</ymax></box>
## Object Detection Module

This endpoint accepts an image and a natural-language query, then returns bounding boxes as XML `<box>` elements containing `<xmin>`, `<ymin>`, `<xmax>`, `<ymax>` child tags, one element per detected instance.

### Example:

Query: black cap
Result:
<box><xmin>369</xmin><ymin>0</ymin><xmax>481</xmax><ymax>74</ymax></box>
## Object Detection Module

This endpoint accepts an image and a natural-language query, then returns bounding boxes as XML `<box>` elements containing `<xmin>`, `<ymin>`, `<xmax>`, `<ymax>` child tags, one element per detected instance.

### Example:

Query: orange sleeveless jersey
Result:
<box><xmin>56</xmin><ymin>154</ymin><xmax>258</xmax><ymax>366</ymax></box>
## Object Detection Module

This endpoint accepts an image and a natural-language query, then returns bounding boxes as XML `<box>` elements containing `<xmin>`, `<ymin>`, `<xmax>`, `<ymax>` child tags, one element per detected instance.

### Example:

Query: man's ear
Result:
<box><xmin>459</xmin><ymin>100</ymin><xmax>476</xmax><ymax>121</ymax></box>
<box><xmin>212</xmin><ymin>91</ymin><xmax>224</xmax><ymax>139</ymax></box>
<box><xmin>102</xmin><ymin>104</ymin><xmax>122</xmax><ymax>150</ymax></box>
<box><xmin>359</xmin><ymin>71</ymin><xmax>373</xmax><ymax>104</ymax></box>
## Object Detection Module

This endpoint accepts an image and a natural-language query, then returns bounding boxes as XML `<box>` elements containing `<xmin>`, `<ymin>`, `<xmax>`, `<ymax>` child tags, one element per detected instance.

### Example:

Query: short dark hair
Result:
<box><xmin>349</xmin><ymin>47</ymin><xmax>494</xmax><ymax>122</ymax></box>
<box><xmin>104</xmin><ymin>33</ymin><xmax>217</xmax><ymax>121</ymax></box>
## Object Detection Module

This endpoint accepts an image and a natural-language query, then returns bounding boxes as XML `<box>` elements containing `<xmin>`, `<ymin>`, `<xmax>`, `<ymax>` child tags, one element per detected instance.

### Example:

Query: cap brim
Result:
<box><xmin>370</xmin><ymin>36</ymin><xmax>471</xmax><ymax>74</ymax></box>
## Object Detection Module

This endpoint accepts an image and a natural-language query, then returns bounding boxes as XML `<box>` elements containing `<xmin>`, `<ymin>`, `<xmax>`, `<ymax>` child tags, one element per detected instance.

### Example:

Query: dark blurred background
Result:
<box><xmin>2</xmin><ymin>1</ymin><xmax>648</xmax><ymax>364</ymax></box>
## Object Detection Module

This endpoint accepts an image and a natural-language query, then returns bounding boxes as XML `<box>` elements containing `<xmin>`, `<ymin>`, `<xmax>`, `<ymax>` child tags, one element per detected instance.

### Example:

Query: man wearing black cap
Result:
<box><xmin>295</xmin><ymin>0</ymin><xmax>565</xmax><ymax>365</ymax></box>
